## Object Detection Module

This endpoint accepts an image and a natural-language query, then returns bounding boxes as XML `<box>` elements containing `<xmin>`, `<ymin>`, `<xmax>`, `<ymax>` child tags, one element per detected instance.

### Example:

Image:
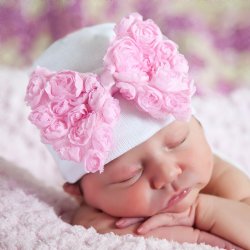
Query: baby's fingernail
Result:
<box><xmin>137</xmin><ymin>226</ymin><xmax>145</xmax><ymax>234</ymax></box>
<box><xmin>116</xmin><ymin>220</ymin><xmax>124</xmax><ymax>226</ymax></box>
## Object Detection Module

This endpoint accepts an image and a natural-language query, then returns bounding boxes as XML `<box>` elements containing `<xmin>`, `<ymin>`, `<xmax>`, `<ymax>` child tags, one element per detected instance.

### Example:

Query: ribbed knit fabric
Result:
<box><xmin>105</xmin><ymin>96</ymin><xmax>175</xmax><ymax>163</ymax></box>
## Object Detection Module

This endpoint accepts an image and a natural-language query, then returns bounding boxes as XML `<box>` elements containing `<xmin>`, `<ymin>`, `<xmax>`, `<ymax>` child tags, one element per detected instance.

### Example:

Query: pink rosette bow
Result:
<box><xmin>103</xmin><ymin>12</ymin><xmax>196</xmax><ymax>120</ymax></box>
<box><xmin>25</xmin><ymin>67</ymin><xmax>120</xmax><ymax>173</ymax></box>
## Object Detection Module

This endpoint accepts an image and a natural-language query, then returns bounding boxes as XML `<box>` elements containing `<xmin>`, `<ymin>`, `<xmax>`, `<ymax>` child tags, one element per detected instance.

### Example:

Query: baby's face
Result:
<box><xmin>80</xmin><ymin>116</ymin><xmax>214</xmax><ymax>217</ymax></box>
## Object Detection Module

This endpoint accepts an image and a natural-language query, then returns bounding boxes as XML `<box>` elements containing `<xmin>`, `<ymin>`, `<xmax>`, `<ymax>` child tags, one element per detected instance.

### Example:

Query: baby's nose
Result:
<box><xmin>151</xmin><ymin>158</ymin><xmax>182</xmax><ymax>190</ymax></box>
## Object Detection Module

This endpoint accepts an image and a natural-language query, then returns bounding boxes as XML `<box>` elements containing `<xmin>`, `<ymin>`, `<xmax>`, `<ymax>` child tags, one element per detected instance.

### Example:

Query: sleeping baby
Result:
<box><xmin>25</xmin><ymin>13</ymin><xmax>250</xmax><ymax>249</ymax></box>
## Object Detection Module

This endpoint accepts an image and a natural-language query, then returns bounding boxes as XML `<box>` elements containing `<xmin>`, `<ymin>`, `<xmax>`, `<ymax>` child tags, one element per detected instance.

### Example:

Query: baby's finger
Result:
<box><xmin>116</xmin><ymin>217</ymin><xmax>145</xmax><ymax>228</ymax></box>
<box><xmin>137</xmin><ymin>212</ymin><xmax>193</xmax><ymax>234</ymax></box>
<box><xmin>137</xmin><ymin>213</ymin><xmax>175</xmax><ymax>234</ymax></box>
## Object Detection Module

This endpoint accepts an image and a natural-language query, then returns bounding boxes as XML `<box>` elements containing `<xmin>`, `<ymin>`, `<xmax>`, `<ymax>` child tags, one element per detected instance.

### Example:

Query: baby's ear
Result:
<box><xmin>63</xmin><ymin>182</ymin><xmax>82</xmax><ymax>196</ymax></box>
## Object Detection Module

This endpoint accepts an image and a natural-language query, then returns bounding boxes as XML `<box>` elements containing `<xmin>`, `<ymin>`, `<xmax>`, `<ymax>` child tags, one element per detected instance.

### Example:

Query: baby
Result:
<box><xmin>25</xmin><ymin>13</ymin><xmax>250</xmax><ymax>249</ymax></box>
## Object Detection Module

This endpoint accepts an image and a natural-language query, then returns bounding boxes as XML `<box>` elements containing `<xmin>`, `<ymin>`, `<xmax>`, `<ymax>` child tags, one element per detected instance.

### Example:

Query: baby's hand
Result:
<box><xmin>138</xmin><ymin>205</ymin><xmax>196</xmax><ymax>234</ymax></box>
<box><xmin>116</xmin><ymin>204</ymin><xmax>196</xmax><ymax>234</ymax></box>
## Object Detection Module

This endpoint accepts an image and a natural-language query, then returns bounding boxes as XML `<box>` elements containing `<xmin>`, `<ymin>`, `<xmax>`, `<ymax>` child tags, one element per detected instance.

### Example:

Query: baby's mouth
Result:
<box><xmin>167</xmin><ymin>188</ymin><xmax>191</xmax><ymax>209</ymax></box>
<box><xmin>160</xmin><ymin>187</ymin><xmax>191</xmax><ymax>212</ymax></box>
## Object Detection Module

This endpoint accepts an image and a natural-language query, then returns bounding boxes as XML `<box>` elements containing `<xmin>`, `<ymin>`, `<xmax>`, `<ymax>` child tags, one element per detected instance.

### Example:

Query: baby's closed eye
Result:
<box><xmin>165</xmin><ymin>133</ymin><xmax>188</xmax><ymax>149</ymax></box>
<box><xmin>112</xmin><ymin>167</ymin><xmax>143</xmax><ymax>185</ymax></box>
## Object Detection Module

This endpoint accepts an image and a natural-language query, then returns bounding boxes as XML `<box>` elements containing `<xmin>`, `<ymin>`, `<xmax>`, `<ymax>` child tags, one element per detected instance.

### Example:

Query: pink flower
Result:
<box><xmin>137</xmin><ymin>86</ymin><xmax>165</xmax><ymax>119</ymax></box>
<box><xmin>68</xmin><ymin>114</ymin><xmax>96</xmax><ymax>146</ymax></box>
<box><xmin>155</xmin><ymin>40</ymin><xmax>178</xmax><ymax>67</ymax></box>
<box><xmin>82</xmin><ymin>73</ymin><xmax>100</xmax><ymax>92</ymax></box>
<box><xmin>104</xmin><ymin>13</ymin><xmax>195</xmax><ymax>121</ymax></box>
<box><xmin>99</xmin><ymin>69</ymin><xmax>116</xmax><ymax>89</ymax></box>
<box><xmin>42</xmin><ymin>120</ymin><xmax>68</xmax><ymax>142</ymax></box>
<box><xmin>115</xmin><ymin>13</ymin><xmax>162</xmax><ymax>50</ymax></box>
<box><xmin>130</xmin><ymin>18</ymin><xmax>162</xmax><ymax>51</ymax></box>
<box><xmin>104</xmin><ymin>37</ymin><xmax>143</xmax><ymax>75</ymax></box>
<box><xmin>29</xmin><ymin>105</ymin><xmax>54</xmax><ymax>128</ymax></box>
<box><xmin>102</xmin><ymin>98</ymin><xmax>120</xmax><ymax>124</ymax></box>
<box><xmin>141</xmin><ymin>52</ymin><xmax>156</xmax><ymax>73</ymax></box>
<box><xmin>114</xmin><ymin>13</ymin><xmax>162</xmax><ymax>73</ymax></box>
<box><xmin>25</xmin><ymin>67</ymin><xmax>50</xmax><ymax>108</ymax></box>
<box><xmin>170</xmin><ymin>54</ymin><xmax>189</xmax><ymax>73</ymax></box>
<box><xmin>116</xmin><ymin>82</ymin><xmax>137</xmax><ymax>100</ymax></box>
<box><xmin>114</xmin><ymin>71</ymin><xmax>148</xmax><ymax>84</ymax></box>
<box><xmin>91</xmin><ymin>125</ymin><xmax>113</xmax><ymax>152</ymax></box>
<box><xmin>68</xmin><ymin>93</ymin><xmax>88</xmax><ymax>106</ymax></box>
<box><xmin>114</xmin><ymin>12</ymin><xmax>143</xmax><ymax>38</ymax></box>
<box><xmin>26</xmin><ymin>67</ymin><xmax>120</xmax><ymax>170</ymax></box>
<box><xmin>164</xmin><ymin>91</ymin><xmax>191</xmax><ymax>120</ymax></box>
<box><xmin>45</xmin><ymin>70</ymin><xmax>83</xmax><ymax>100</ymax></box>
<box><xmin>84</xmin><ymin>149</ymin><xmax>105</xmax><ymax>173</ymax></box>
<box><xmin>68</xmin><ymin>104</ymin><xmax>89</xmax><ymax>125</ymax></box>
<box><xmin>50</xmin><ymin>99</ymin><xmax>71</xmax><ymax>116</ymax></box>
<box><xmin>88</xmin><ymin>88</ymin><xmax>108</xmax><ymax>111</ymax></box>
<box><xmin>150</xmin><ymin>65</ymin><xmax>184</xmax><ymax>93</ymax></box>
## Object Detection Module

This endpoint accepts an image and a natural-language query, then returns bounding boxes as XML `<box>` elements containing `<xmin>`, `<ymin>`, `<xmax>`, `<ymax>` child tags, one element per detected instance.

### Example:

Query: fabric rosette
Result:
<box><xmin>103</xmin><ymin>12</ymin><xmax>196</xmax><ymax>120</ymax></box>
<box><xmin>25</xmin><ymin>67</ymin><xmax>120</xmax><ymax>173</ymax></box>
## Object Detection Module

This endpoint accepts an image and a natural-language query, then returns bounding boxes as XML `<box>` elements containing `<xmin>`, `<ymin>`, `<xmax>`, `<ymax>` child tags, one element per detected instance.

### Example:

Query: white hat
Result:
<box><xmin>28</xmin><ymin>13</ymin><xmax>195</xmax><ymax>183</ymax></box>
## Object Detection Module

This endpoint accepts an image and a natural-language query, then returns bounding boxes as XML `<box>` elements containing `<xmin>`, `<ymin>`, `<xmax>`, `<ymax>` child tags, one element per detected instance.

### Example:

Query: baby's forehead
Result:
<box><xmin>152</xmin><ymin>118</ymin><xmax>191</xmax><ymax>138</ymax></box>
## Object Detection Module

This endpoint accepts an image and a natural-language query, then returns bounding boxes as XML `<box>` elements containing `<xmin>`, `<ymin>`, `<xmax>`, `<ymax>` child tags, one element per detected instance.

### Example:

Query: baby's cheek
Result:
<box><xmin>201</xmin><ymin>146</ymin><xmax>214</xmax><ymax>179</ymax></box>
<box><xmin>126</xmin><ymin>186</ymin><xmax>156</xmax><ymax>216</ymax></box>
<box><xmin>116</xmin><ymin>186</ymin><xmax>154</xmax><ymax>217</ymax></box>
<box><xmin>82</xmin><ymin>188</ymin><xmax>97</xmax><ymax>207</ymax></box>
<box><xmin>81</xmin><ymin>180</ymin><xmax>102</xmax><ymax>208</ymax></box>
<box><xmin>192</xmin><ymin>141</ymin><xmax>213</xmax><ymax>171</ymax></box>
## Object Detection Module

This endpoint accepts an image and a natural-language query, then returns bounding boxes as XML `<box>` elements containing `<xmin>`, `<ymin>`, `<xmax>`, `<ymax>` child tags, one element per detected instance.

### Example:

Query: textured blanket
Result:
<box><xmin>0</xmin><ymin>67</ymin><xmax>250</xmax><ymax>249</ymax></box>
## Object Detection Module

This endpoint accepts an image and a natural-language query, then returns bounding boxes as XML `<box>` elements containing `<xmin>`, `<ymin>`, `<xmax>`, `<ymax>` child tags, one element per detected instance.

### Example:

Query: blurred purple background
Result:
<box><xmin>0</xmin><ymin>0</ymin><xmax>249</xmax><ymax>93</ymax></box>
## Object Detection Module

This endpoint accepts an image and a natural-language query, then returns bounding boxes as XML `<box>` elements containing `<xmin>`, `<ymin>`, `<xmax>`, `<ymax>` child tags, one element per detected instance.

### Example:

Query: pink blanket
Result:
<box><xmin>0</xmin><ymin>67</ymin><xmax>250</xmax><ymax>249</ymax></box>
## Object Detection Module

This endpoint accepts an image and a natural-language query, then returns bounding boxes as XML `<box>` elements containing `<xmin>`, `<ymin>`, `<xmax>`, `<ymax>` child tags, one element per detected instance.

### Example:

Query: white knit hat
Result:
<box><xmin>45</xmin><ymin>96</ymin><xmax>174</xmax><ymax>183</ymax></box>
<box><xmin>30</xmin><ymin>14</ymin><xmax>194</xmax><ymax>183</ymax></box>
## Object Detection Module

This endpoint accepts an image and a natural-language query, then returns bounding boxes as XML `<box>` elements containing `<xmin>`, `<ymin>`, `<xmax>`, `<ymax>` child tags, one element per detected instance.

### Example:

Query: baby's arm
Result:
<box><xmin>202</xmin><ymin>154</ymin><xmax>250</xmax><ymax>204</ymax></box>
<box><xmin>198</xmin><ymin>155</ymin><xmax>250</xmax><ymax>250</ymax></box>
<box><xmin>196</xmin><ymin>193</ymin><xmax>250</xmax><ymax>250</ymax></box>
<box><xmin>71</xmin><ymin>201</ymin><xmax>242</xmax><ymax>249</ymax></box>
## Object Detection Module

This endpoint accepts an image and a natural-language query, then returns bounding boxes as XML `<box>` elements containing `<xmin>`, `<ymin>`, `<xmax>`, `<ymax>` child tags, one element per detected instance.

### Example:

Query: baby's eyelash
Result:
<box><xmin>119</xmin><ymin>175</ymin><xmax>135</xmax><ymax>183</ymax></box>
<box><xmin>179</xmin><ymin>136</ymin><xmax>187</xmax><ymax>144</ymax></box>
<box><xmin>167</xmin><ymin>135</ymin><xmax>188</xmax><ymax>149</ymax></box>
<box><xmin>117</xmin><ymin>168</ymin><xmax>142</xmax><ymax>184</ymax></box>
